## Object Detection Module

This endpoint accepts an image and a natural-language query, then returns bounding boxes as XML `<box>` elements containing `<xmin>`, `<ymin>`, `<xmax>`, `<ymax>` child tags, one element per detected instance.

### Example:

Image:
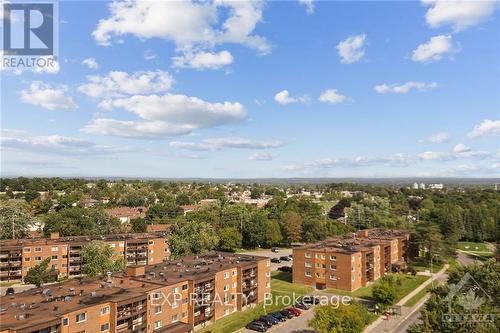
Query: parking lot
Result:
<box><xmin>237</xmin><ymin>248</ymin><xmax>293</xmax><ymax>271</ymax></box>
<box><xmin>240</xmin><ymin>306</ymin><xmax>315</xmax><ymax>333</ymax></box>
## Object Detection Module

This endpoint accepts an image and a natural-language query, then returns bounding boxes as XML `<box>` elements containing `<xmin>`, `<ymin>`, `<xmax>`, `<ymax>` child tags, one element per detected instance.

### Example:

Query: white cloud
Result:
<box><xmin>453</xmin><ymin>143</ymin><xmax>471</xmax><ymax>154</ymax></box>
<box><xmin>170</xmin><ymin>138</ymin><xmax>283</xmax><ymax>151</ymax></box>
<box><xmin>78</xmin><ymin>70</ymin><xmax>174</xmax><ymax>98</ymax></box>
<box><xmin>336</xmin><ymin>34</ymin><xmax>366</xmax><ymax>64</ymax></box>
<box><xmin>93</xmin><ymin>0</ymin><xmax>270</xmax><ymax>58</ymax></box>
<box><xmin>374</xmin><ymin>81</ymin><xmax>438</xmax><ymax>94</ymax></box>
<box><xmin>422</xmin><ymin>0</ymin><xmax>499</xmax><ymax>32</ymax></box>
<box><xmin>1</xmin><ymin>132</ymin><xmax>128</xmax><ymax>156</ymax></box>
<box><xmin>82</xmin><ymin>119</ymin><xmax>193</xmax><ymax>138</ymax></box>
<box><xmin>144</xmin><ymin>49</ymin><xmax>156</xmax><ymax>60</ymax></box>
<box><xmin>82</xmin><ymin>57</ymin><xmax>99</xmax><ymax>69</ymax></box>
<box><xmin>249</xmin><ymin>152</ymin><xmax>276</xmax><ymax>161</ymax></box>
<box><xmin>274</xmin><ymin>90</ymin><xmax>308</xmax><ymax>105</ymax></box>
<box><xmin>418</xmin><ymin>146</ymin><xmax>490</xmax><ymax>161</ymax></box>
<box><xmin>19</xmin><ymin>82</ymin><xmax>78</xmax><ymax>111</ymax></box>
<box><xmin>299</xmin><ymin>0</ymin><xmax>314</xmax><ymax>15</ymax></box>
<box><xmin>172</xmin><ymin>50</ymin><xmax>233</xmax><ymax>70</ymax></box>
<box><xmin>318</xmin><ymin>89</ymin><xmax>346</xmax><ymax>104</ymax></box>
<box><xmin>467</xmin><ymin>119</ymin><xmax>500</xmax><ymax>139</ymax></box>
<box><xmin>419</xmin><ymin>132</ymin><xmax>450</xmax><ymax>144</ymax></box>
<box><xmin>412</xmin><ymin>35</ymin><xmax>457</xmax><ymax>63</ymax></box>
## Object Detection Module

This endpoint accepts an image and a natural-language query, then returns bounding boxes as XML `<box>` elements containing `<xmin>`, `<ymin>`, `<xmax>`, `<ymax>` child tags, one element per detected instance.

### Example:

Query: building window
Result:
<box><xmin>351</xmin><ymin>256</ymin><xmax>355</xmax><ymax>262</ymax></box>
<box><xmin>51</xmin><ymin>246</ymin><xmax>58</xmax><ymax>252</ymax></box>
<box><xmin>305</xmin><ymin>253</ymin><xmax>312</xmax><ymax>258</ymax></box>
<box><xmin>152</xmin><ymin>292</ymin><xmax>162</xmax><ymax>300</ymax></box>
<box><xmin>172</xmin><ymin>287</ymin><xmax>179</xmax><ymax>294</ymax></box>
<box><xmin>63</xmin><ymin>318</ymin><xmax>69</xmax><ymax>326</ymax></box>
<box><xmin>23</xmin><ymin>247</ymin><xmax>31</xmax><ymax>253</ymax></box>
<box><xmin>100</xmin><ymin>323</ymin><xmax>110</xmax><ymax>332</ymax></box>
<box><xmin>51</xmin><ymin>255</ymin><xmax>58</xmax><ymax>260</ymax></box>
<box><xmin>182</xmin><ymin>284</ymin><xmax>188</xmax><ymax>290</ymax></box>
<box><xmin>224</xmin><ymin>272</ymin><xmax>229</xmax><ymax>279</ymax></box>
<box><xmin>351</xmin><ymin>266</ymin><xmax>355</xmax><ymax>272</ymax></box>
<box><xmin>35</xmin><ymin>256</ymin><xmax>41</xmax><ymax>261</ymax></box>
<box><xmin>172</xmin><ymin>302</ymin><xmax>179</xmax><ymax>309</ymax></box>
<box><xmin>266</xmin><ymin>272</ymin><xmax>271</xmax><ymax>277</ymax></box>
<box><xmin>52</xmin><ymin>264</ymin><xmax>58</xmax><ymax>269</ymax></box>
<box><xmin>266</xmin><ymin>260</ymin><xmax>270</xmax><ymax>267</ymax></box>
<box><xmin>232</xmin><ymin>270</ymin><xmax>237</xmax><ymax>276</ymax></box>
<box><xmin>232</xmin><ymin>282</ymin><xmax>237</xmax><ymax>289</ymax></box>
<box><xmin>149</xmin><ymin>240</ymin><xmax>155</xmax><ymax>245</ymax></box>
<box><xmin>75</xmin><ymin>313</ymin><xmax>86</xmax><ymax>323</ymax></box>
<box><xmin>330</xmin><ymin>264</ymin><xmax>336</xmax><ymax>271</ymax></box>
<box><xmin>24</xmin><ymin>257</ymin><xmax>30</xmax><ymax>262</ymax></box>
<box><xmin>330</xmin><ymin>255</ymin><xmax>336</xmax><ymax>261</ymax></box>
<box><xmin>224</xmin><ymin>284</ymin><xmax>229</xmax><ymax>291</ymax></box>
<box><xmin>101</xmin><ymin>306</ymin><xmax>110</xmax><ymax>315</ymax></box>
<box><xmin>305</xmin><ymin>262</ymin><xmax>312</xmax><ymax>268</ymax></box>
<box><xmin>171</xmin><ymin>314</ymin><xmax>179</xmax><ymax>323</ymax></box>
<box><xmin>352</xmin><ymin>276</ymin><xmax>355</xmax><ymax>282</ymax></box>
<box><xmin>330</xmin><ymin>275</ymin><xmax>337</xmax><ymax>281</ymax></box>
<box><xmin>154</xmin><ymin>321</ymin><xmax>162</xmax><ymax>329</ymax></box>
<box><xmin>35</xmin><ymin>247</ymin><xmax>42</xmax><ymax>252</ymax></box>
<box><xmin>154</xmin><ymin>305</ymin><xmax>162</xmax><ymax>314</ymax></box>
<box><xmin>182</xmin><ymin>311</ymin><xmax>188</xmax><ymax>318</ymax></box>
<box><xmin>305</xmin><ymin>271</ymin><xmax>312</xmax><ymax>277</ymax></box>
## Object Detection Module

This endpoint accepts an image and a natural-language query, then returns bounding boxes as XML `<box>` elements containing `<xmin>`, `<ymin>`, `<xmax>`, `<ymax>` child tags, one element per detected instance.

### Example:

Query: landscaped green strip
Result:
<box><xmin>404</xmin><ymin>284</ymin><xmax>433</xmax><ymax>307</ymax></box>
<box><xmin>457</xmin><ymin>241</ymin><xmax>490</xmax><ymax>252</ymax></box>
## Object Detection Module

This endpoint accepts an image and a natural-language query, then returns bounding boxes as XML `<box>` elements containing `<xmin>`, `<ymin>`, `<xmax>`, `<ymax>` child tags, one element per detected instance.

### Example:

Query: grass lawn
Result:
<box><xmin>409</xmin><ymin>258</ymin><xmax>444</xmax><ymax>273</ymax></box>
<box><xmin>403</xmin><ymin>283</ymin><xmax>434</xmax><ymax>307</ymax></box>
<box><xmin>326</xmin><ymin>274</ymin><xmax>429</xmax><ymax>303</ymax></box>
<box><xmin>317</xmin><ymin>201</ymin><xmax>336</xmax><ymax>210</ymax></box>
<box><xmin>198</xmin><ymin>272</ymin><xmax>313</xmax><ymax>333</ymax></box>
<box><xmin>0</xmin><ymin>281</ymin><xmax>17</xmax><ymax>287</ymax></box>
<box><xmin>457</xmin><ymin>241</ymin><xmax>490</xmax><ymax>252</ymax></box>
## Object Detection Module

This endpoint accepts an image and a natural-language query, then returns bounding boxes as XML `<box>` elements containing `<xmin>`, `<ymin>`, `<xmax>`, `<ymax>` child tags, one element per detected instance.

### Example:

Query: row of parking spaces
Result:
<box><xmin>242</xmin><ymin>297</ymin><xmax>320</xmax><ymax>332</ymax></box>
<box><xmin>237</xmin><ymin>248</ymin><xmax>293</xmax><ymax>271</ymax></box>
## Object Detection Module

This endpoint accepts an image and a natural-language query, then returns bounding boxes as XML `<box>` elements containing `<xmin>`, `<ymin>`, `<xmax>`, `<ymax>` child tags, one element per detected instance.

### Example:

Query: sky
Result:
<box><xmin>1</xmin><ymin>0</ymin><xmax>499</xmax><ymax>178</ymax></box>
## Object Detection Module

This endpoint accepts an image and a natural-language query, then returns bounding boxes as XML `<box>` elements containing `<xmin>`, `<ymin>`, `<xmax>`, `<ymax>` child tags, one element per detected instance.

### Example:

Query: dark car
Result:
<box><xmin>246</xmin><ymin>321</ymin><xmax>268</xmax><ymax>332</ymax></box>
<box><xmin>270</xmin><ymin>258</ymin><xmax>281</xmax><ymax>263</ymax></box>
<box><xmin>279</xmin><ymin>256</ymin><xmax>292</xmax><ymax>262</ymax></box>
<box><xmin>278</xmin><ymin>266</ymin><xmax>292</xmax><ymax>272</ymax></box>
<box><xmin>270</xmin><ymin>311</ymin><xmax>287</xmax><ymax>322</ymax></box>
<box><xmin>302</xmin><ymin>295</ymin><xmax>320</xmax><ymax>305</ymax></box>
<box><xmin>280</xmin><ymin>309</ymin><xmax>294</xmax><ymax>319</ymax></box>
<box><xmin>287</xmin><ymin>307</ymin><xmax>301</xmax><ymax>316</ymax></box>
<box><xmin>259</xmin><ymin>315</ymin><xmax>279</xmax><ymax>326</ymax></box>
<box><xmin>271</xmin><ymin>247</ymin><xmax>279</xmax><ymax>253</ymax></box>
<box><xmin>294</xmin><ymin>301</ymin><xmax>311</xmax><ymax>310</ymax></box>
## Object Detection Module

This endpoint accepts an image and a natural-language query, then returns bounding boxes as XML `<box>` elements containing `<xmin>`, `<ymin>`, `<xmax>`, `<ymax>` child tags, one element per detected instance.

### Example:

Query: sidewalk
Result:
<box><xmin>363</xmin><ymin>264</ymin><xmax>449</xmax><ymax>333</ymax></box>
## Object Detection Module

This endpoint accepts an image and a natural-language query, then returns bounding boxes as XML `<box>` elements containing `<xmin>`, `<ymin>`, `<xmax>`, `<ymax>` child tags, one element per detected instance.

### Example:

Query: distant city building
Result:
<box><xmin>419</xmin><ymin>183</ymin><xmax>426</xmax><ymax>190</ymax></box>
<box><xmin>412</xmin><ymin>182</ymin><xmax>419</xmax><ymax>190</ymax></box>
<box><xmin>428</xmin><ymin>183</ymin><xmax>444</xmax><ymax>190</ymax></box>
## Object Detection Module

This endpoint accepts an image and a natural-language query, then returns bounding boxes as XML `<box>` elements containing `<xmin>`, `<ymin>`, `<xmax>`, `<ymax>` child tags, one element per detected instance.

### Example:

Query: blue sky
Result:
<box><xmin>1</xmin><ymin>0</ymin><xmax>499</xmax><ymax>178</ymax></box>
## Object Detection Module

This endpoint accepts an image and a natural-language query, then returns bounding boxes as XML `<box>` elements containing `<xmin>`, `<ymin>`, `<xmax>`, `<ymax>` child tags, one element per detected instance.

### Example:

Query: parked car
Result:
<box><xmin>5</xmin><ymin>287</ymin><xmax>15</xmax><ymax>296</ymax></box>
<box><xmin>294</xmin><ymin>301</ymin><xmax>311</xmax><ymax>310</ymax></box>
<box><xmin>302</xmin><ymin>295</ymin><xmax>320</xmax><ymax>305</ymax></box>
<box><xmin>271</xmin><ymin>247</ymin><xmax>279</xmax><ymax>253</ymax></box>
<box><xmin>270</xmin><ymin>258</ymin><xmax>281</xmax><ymax>263</ymax></box>
<box><xmin>280</xmin><ymin>256</ymin><xmax>292</xmax><ymax>262</ymax></box>
<box><xmin>287</xmin><ymin>307</ymin><xmax>302</xmax><ymax>316</ymax></box>
<box><xmin>278</xmin><ymin>266</ymin><xmax>292</xmax><ymax>272</ymax></box>
<box><xmin>246</xmin><ymin>321</ymin><xmax>268</xmax><ymax>332</ymax></box>
<box><xmin>280</xmin><ymin>309</ymin><xmax>294</xmax><ymax>319</ymax></box>
<box><xmin>288</xmin><ymin>254</ymin><xmax>293</xmax><ymax>259</ymax></box>
<box><xmin>270</xmin><ymin>312</ymin><xmax>287</xmax><ymax>322</ymax></box>
<box><xmin>259</xmin><ymin>315</ymin><xmax>279</xmax><ymax>326</ymax></box>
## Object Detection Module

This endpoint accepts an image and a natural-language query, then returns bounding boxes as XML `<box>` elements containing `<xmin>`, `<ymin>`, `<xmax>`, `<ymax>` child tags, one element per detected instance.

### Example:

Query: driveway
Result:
<box><xmin>237</xmin><ymin>248</ymin><xmax>293</xmax><ymax>271</ymax></box>
<box><xmin>240</xmin><ymin>307</ymin><xmax>315</xmax><ymax>333</ymax></box>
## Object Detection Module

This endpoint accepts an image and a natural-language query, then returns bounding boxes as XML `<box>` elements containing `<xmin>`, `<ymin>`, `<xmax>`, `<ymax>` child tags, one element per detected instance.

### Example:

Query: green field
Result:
<box><xmin>198</xmin><ymin>272</ymin><xmax>313</xmax><ymax>333</ymax></box>
<box><xmin>409</xmin><ymin>258</ymin><xmax>444</xmax><ymax>273</ymax></box>
<box><xmin>326</xmin><ymin>274</ymin><xmax>430</xmax><ymax>303</ymax></box>
<box><xmin>403</xmin><ymin>283</ymin><xmax>434</xmax><ymax>307</ymax></box>
<box><xmin>457</xmin><ymin>241</ymin><xmax>490</xmax><ymax>252</ymax></box>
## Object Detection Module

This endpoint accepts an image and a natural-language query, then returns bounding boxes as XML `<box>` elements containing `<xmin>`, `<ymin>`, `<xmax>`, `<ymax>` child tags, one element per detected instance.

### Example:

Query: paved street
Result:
<box><xmin>240</xmin><ymin>307</ymin><xmax>315</xmax><ymax>333</ymax></box>
<box><xmin>237</xmin><ymin>248</ymin><xmax>293</xmax><ymax>271</ymax></box>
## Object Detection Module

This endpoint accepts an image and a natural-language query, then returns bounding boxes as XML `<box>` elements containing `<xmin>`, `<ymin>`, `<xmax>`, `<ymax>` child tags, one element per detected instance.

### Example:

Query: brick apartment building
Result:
<box><xmin>292</xmin><ymin>229</ymin><xmax>410</xmax><ymax>291</ymax></box>
<box><xmin>0</xmin><ymin>252</ymin><xmax>271</xmax><ymax>333</ymax></box>
<box><xmin>0</xmin><ymin>233</ymin><xmax>170</xmax><ymax>282</ymax></box>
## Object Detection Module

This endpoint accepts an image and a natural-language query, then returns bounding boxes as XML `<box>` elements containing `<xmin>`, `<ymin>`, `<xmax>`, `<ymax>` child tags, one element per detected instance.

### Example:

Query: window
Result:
<box><xmin>172</xmin><ymin>302</ymin><xmax>179</xmax><ymax>309</ymax></box>
<box><xmin>305</xmin><ymin>262</ymin><xmax>312</xmax><ymax>268</ymax></box>
<box><xmin>266</xmin><ymin>260</ymin><xmax>270</xmax><ymax>267</ymax></box>
<box><xmin>75</xmin><ymin>313</ymin><xmax>86</xmax><ymax>323</ymax></box>
<box><xmin>232</xmin><ymin>270</ymin><xmax>237</xmax><ymax>276</ymax></box>
<box><xmin>330</xmin><ymin>275</ymin><xmax>337</xmax><ymax>281</ymax></box>
<box><xmin>149</xmin><ymin>249</ymin><xmax>154</xmax><ymax>254</ymax></box>
<box><xmin>266</xmin><ymin>272</ymin><xmax>271</xmax><ymax>277</ymax></box>
<box><xmin>305</xmin><ymin>253</ymin><xmax>312</xmax><ymax>259</ymax></box>
<box><xmin>224</xmin><ymin>272</ymin><xmax>229</xmax><ymax>279</ymax></box>
<box><xmin>330</xmin><ymin>264</ymin><xmax>336</xmax><ymax>271</ymax></box>
<box><xmin>182</xmin><ymin>284</ymin><xmax>188</xmax><ymax>290</ymax></box>
<box><xmin>172</xmin><ymin>287</ymin><xmax>179</xmax><ymax>294</ymax></box>
<box><xmin>154</xmin><ymin>305</ymin><xmax>162</xmax><ymax>314</ymax></box>
<box><xmin>23</xmin><ymin>247</ymin><xmax>31</xmax><ymax>253</ymax></box>
<box><xmin>232</xmin><ymin>282</ymin><xmax>237</xmax><ymax>289</ymax></box>
<box><xmin>63</xmin><ymin>318</ymin><xmax>69</xmax><ymax>326</ymax></box>
<box><xmin>171</xmin><ymin>314</ymin><xmax>178</xmax><ymax>323</ymax></box>
<box><xmin>305</xmin><ymin>271</ymin><xmax>312</xmax><ymax>277</ymax></box>
<box><xmin>62</xmin><ymin>264</ymin><xmax>67</xmax><ymax>268</ymax></box>
<box><xmin>224</xmin><ymin>284</ymin><xmax>229</xmax><ymax>291</ymax></box>
<box><xmin>351</xmin><ymin>266</ymin><xmax>355</xmax><ymax>272</ymax></box>
<box><xmin>152</xmin><ymin>292</ymin><xmax>162</xmax><ymax>300</ymax></box>
<box><xmin>352</xmin><ymin>276</ymin><xmax>355</xmax><ymax>282</ymax></box>
<box><xmin>52</xmin><ymin>264</ymin><xmax>58</xmax><ymax>269</ymax></box>
<box><xmin>51</xmin><ymin>255</ymin><xmax>58</xmax><ymax>260</ymax></box>
<box><xmin>266</xmin><ymin>282</ymin><xmax>270</xmax><ymax>288</ymax></box>
<box><xmin>351</xmin><ymin>256</ymin><xmax>355</xmax><ymax>262</ymax></box>
<box><xmin>182</xmin><ymin>311</ymin><xmax>188</xmax><ymax>318</ymax></box>
<box><xmin>51</xmin><ymin>246</ymin><xmax>58</xmax><ymax>252</ymax></box>
<box><xmin>149</xmin><ymin>240</ymin><xmax>155</xmax><ymax>245</ymax></box>
<box><xmin>321</xmin><ymin>254</ymin><xmax>326</xmax><ymax>259</ymax></box>
<box><xmin>101</xmin><ymin>306</ymin><xmax>110</xmax><ymax>315</ymax></box>
<box><xmin>35</xmin><ymin>256</ymin><xmax>41</xmax><ymax>261</ymax></box>
<box><xmin>154</xmin><ymin>321</ymin><xmax>162</xmax><ymax>329</ymax></box>
<box><xmin>35</xmin><ymin>247</ymin><xmax>41</xmax><ymax>252</ymax></box>
<box><xmin>100</xmin><ymin>323</ymin><xmax>110</xmax><ymax>332</ymax></box>
<box><xmin>330</xmin><ymin>255</ymin><xmax>336</xmax><ymax>261</ymax></box>
<box><xmin>24</xmin><ymin>257</ymin><xmax>30</xmax><ymax>262</ymax></box>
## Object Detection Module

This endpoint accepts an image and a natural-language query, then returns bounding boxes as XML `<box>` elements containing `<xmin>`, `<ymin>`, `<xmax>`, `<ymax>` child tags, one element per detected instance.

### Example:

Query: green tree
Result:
<box><xmin>169</xmin><ymin>220</ymin><xmax>219</xmax><ymax>258</ymax></box>
<box><xmin>130</xmin><ymin>218</ymin><xmax>147</xmax><ymax>233</ymax></box>
<box><xmin>43</xmin><ymin>207</ymin><xmax>121</xmax><ymax>236</ymax></box>
<box><xmin>218</xmin><ymin>227</ymin><xmax>243</xmax><ymax>252</ymax></box>
<box><xmin>280</xmin><ymin>211</ymin><xmax>303</xmax><ymax>244</ymax></box>
<box><xmin>372</xmin><ymin>278</ymin><xmax>397</xmax><ymax>307</ymax></box>
<box><xmin>242</xmin><ymin>210</ymin><xmax>267</xmax><ymax>248</ymax></box>
<box><xmin>309</xmin><ymin>302</ymin><xmax>374</xmax><ymax>333</ymax></box>
<box><xmin>24</xmin><ymin>257</ymin><xmax>57</xmax><ymax>287</ymax></box>
<box><xmin>80</xmin><ymin>241</ymin><xmax>125</xmax><ymax>277</ymax></box>
<box><xmin>24</xmin><ymin>189</ymin><xmax>40</xmax><ymax>203</ymax></box>
<box><xmin>265</xmin><ymin>219</ymin><xmax>283</xmax><ymax>247</ymax></box>
<box><xmin>0</xmin><ymin>200</ymin><xmax>34</xmax><ymax>239</ymax></box>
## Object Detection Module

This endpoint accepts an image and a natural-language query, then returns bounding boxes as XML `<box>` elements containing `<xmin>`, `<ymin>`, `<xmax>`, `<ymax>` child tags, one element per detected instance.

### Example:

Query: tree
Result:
<box><xmin>24</xmin><ymin>189</ymin><xmax>40</xmax><ymax>203</ymax></box>
<box><xmin>24</xmin><ymin>257</ymin><xmax>57</xmax><ymax>287</ymax></box>
<box><xmin>308</xmin><ymin>302</ymin><xmax>374</xmax><ymax>333</ymax></box>
<box><xmin>169</xmin><ymin>220</ymin><xmax>219</xmax><ymax>258</ymax></box>
<box><xmin>80</xmin><ymin>241</ymin><xmax>125</xmax><ymax>277</ymax></box>
<box><xmin>265</xmin><ymin>220</ymin><xmax>283</xmax><ymax>247</ymax></box>
<box><xmin>146</xmin><ymin>203</ymin><xmax>182</xmax><ymax>221</ymax></box>
<box><xmin>130</xmin><ymin>218</ymin><xmax>147</xmax><ymax>233</ymax></box>
<box><xmin>43</xmin><ymin>207</ymin><xmax>121</xmax><ymax>236</ymax></box>
<box><xmin>372</xmin><ymin>278</ymin><xmax>397</xmax><ymax>307</ymax></box>
<box><xmin>0</xmin><ymin>200</ymin><xmax>34</xmax><ymax>239</ymax></box>
<box><xmin>242</xmin><ymin>210</ymin><xmax>268</xmax><ymax>248</ymax></box>
<box><xmin>280</xmin><ymin>211</ymin><xmax>303</xmax><ymax>244</ymax></box>
<box><xmin>218</xmin><ymin>227</ymin><xmax>242</xmax><ymax>252</ymax></box>
<box><xmin>412</xmin><ymin>220</ymin><xmax>447</xmax><ymax>265</ymax></box>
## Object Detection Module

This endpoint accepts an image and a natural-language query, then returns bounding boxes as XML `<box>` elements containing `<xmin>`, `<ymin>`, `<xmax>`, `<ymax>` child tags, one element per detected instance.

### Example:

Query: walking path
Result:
<box><xmin>363</xmin><ymin>264</ymin><xmax>449</xmax><ymax>333</ymax></box>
